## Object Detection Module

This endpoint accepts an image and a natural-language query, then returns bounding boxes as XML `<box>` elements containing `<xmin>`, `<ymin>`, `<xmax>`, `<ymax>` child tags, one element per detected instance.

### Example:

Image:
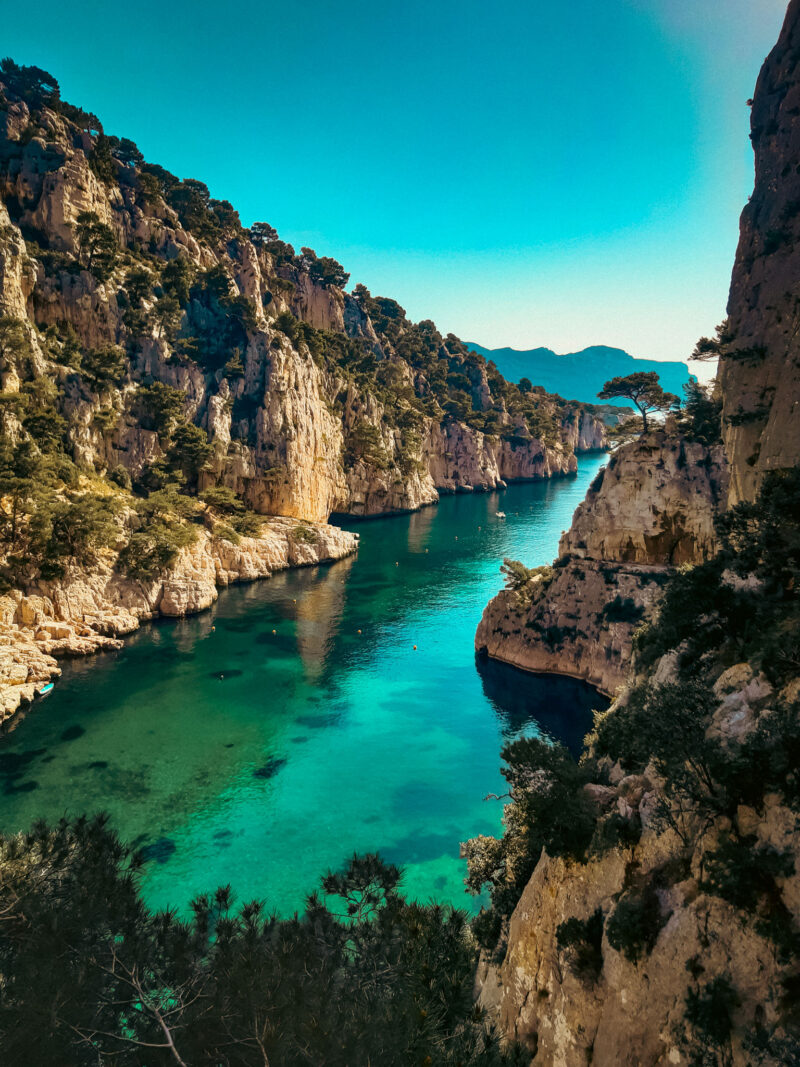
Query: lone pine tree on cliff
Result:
<box><xmin>597</xmin><ymin>371</ymin><xmax>679</xmax><ymax>431</ymax></box>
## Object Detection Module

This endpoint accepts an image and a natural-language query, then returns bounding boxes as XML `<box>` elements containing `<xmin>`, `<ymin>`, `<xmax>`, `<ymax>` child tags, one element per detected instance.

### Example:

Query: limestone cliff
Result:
<box><xmin>476</xmin><ymin>431</ymin><xmax>727</xmax><ymax>694</ymax></box>
<box><xmin>0</xmin><ymin>69</ymin><xmax>605</xmax><ymax>527</ymax></box>
<box><xmin>720</xmin><ymin>0</ymin><xmax>800</xmax><ymax>504</ymax></box>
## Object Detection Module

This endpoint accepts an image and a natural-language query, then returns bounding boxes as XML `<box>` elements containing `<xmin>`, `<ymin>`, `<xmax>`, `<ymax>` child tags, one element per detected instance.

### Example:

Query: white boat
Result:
<box><xmin>495</xmin><ymin>511</ymin><xmax>506</xmax><ymax>518</ymax></box>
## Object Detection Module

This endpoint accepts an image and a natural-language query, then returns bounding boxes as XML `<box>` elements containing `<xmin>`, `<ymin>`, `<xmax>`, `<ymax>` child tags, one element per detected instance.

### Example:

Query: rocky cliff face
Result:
<box><xmin>720</xmin><ymin>0</ymin><xmax>800</xmax><ymax>504</ymax></box>
<box><xmin>476</xmin><ymin>431</ymin><xmax>728</xmax><ymax>694</ymax></box>
<box><xmin>0</xmin><ymin>75</ymin><xmax>605</xmax><ymax>526</ymax></box>
<box><xmin>477</xmin><ymin>717</ymin><xmax>800</xmax><ymax>1065</ymax></box>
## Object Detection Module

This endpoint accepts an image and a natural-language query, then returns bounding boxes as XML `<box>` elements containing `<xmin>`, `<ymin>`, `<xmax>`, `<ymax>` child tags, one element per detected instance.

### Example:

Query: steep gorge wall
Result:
<box><xmin>475</xmin><ymin>6</ymin><xmax>800</xmax><ymax>1063</ymax></box>
<box><xmin>721</xmin><ymin>0</ymin><xmax>800</xmax><ymax>504</ymax></box>
<box><xmin>476</xmin><ymin>431</ymin><xmax>727</xmax><ymax>694</ymax></box>
<box><xmin>0</xmin><ymin>90</ymin><xmax>605</xmax><ymax>527</ymax></box>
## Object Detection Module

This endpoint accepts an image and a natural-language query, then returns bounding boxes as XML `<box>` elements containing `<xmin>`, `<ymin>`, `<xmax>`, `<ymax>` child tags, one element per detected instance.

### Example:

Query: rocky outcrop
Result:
<box><xmin>475</xmin><ymin>559</ymin><xmax>668</xmax><ymax>696</ymax></box>
<box><xmin>478</xmin><ymin>707</ymin><xmax>799</xmax><ymax>1065</ymax></box>
<box><xmin>0</xmin><ymin>518</ymin><xmax>356</xmax><ymax>724</ymax></box>
<box><xmin>561</xmin><ymin>431</ymin><xmax>727</xmax><ymax>566</ymax></box>
<box><xmin>476</xmin><ymin>431</ymin><xmax>728</xmax><ymax>694</ymax></box>
<box><xmin>720</xmin><ymin>0</ymin><xmax>800</xmax><ymax>504</ymax></box>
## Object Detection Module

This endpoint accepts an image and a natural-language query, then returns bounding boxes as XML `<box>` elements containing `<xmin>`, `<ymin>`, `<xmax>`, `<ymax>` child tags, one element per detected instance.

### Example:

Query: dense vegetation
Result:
<box><xmin>0</xmin><ymin>817</ymin><xmax>525</xmax><ymax>1066</ymax></box>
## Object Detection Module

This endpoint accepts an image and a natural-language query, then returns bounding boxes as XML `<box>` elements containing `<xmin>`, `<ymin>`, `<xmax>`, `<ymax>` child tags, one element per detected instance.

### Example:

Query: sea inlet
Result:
<box><xmin>0</xmin><ymin>453</ymin><xmax>609</xmax><ymax>914</ymax></box>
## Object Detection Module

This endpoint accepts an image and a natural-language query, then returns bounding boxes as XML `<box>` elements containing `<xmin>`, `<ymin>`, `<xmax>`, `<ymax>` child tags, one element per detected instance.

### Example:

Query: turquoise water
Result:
<box><xmin>0</xmin><ymin>455</ymin><xmax>608</xmax><ymax>915</ymax></box>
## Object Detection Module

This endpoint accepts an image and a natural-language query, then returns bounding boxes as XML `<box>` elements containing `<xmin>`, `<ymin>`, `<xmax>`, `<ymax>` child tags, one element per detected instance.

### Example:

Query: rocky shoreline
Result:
<box><xmin>0</xmin><ymin>517</ymin><xmax>357</xmax><ymax>725</ymax></box>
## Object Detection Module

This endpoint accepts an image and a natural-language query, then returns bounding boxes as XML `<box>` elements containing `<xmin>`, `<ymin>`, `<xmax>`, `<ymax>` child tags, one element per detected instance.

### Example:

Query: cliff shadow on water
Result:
<box><xmin>476</xmin><ymin>654</ymin><xmax>609</xmax><ymax>758</ymax></box>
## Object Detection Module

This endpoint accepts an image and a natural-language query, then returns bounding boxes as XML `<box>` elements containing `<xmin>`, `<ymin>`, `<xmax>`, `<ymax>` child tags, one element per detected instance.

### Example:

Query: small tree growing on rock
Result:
<box><xmin>73</xmin><ymin>211</ymin><xmax>118</xmax><ymax>280</ymax></box>
<box><xmin>597</xmin><ymin>371</ymin><xmax>678</xmax><ymax>432</ymax></box>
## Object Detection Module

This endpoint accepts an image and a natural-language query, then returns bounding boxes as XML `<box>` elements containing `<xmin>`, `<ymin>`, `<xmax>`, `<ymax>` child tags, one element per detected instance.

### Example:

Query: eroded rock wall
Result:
<box><xmin>476</xmin><ymin>431</ymin><xmax>728</xmax><ymax>694</ymax></box>
<box><xmin>721</xmin><ymin>0</ymin><xmax>800</xmax><ymax>504</ymax></box>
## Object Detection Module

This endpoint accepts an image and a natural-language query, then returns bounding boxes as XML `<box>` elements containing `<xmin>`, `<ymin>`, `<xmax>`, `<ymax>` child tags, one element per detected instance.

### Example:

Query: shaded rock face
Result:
<box><xmin>0</xmin><ymin>518</ymin><xmax>356</xmax><ymax>724</ymax></box>
<box><xmin>0</xmin><ymin>88</ymin><xmax>605</xmax><ymax>526</ymax></box>
<box><xmin>475</xmin><ymin>560</ymin><xmax>668</xmax><ymax>696</ymax></box>
<box><xmin>476</xmin><ymin>431</ymin><xmax>728</xmax><ymax>694</ymax></box>
<box><xmin>721</xmin><ymin>0</ymin><xmax>800</xmax><ymax>504</ymax></box>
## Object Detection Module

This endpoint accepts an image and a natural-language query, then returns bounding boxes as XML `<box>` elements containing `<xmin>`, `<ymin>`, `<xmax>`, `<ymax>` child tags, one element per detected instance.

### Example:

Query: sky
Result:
<box><xmin>2</xmin><ymin>0</ymin><xmax>789</xmax><ymax>369</ymax></box>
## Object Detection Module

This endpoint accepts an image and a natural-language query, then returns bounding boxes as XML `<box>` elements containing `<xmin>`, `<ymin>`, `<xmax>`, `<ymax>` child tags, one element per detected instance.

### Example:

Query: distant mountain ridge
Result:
<box><xmin>466</xmin><ymin>342</ymin><xmax>693</xmax><ymax>408</ymax></box>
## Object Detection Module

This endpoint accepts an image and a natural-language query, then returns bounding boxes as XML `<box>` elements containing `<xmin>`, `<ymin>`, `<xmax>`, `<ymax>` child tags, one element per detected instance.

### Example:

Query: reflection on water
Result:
<box><xmin>0</xmin><ymin>457</ymin><xmax>608</xmax><ymax>915</ymax></box>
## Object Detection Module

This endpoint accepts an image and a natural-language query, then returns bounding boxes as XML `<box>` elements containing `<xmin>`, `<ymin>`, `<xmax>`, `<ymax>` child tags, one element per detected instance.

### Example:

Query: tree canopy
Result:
<box><xmin>0</xmin><ymin>818</ymin><xmax>524</xmax><ymax>1066</ymax></box>
<box><xmin>597</xmin><ymin>371</ymin><xmax>678</xmax><ymax>432</ymax></box>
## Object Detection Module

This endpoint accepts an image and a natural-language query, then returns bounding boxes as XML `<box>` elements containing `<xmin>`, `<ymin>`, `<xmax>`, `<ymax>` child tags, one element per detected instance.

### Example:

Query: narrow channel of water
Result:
<box><xmin>0</xmin><ymin>455</ymin><xmax>608</xmax><ymax>914</ymax></box>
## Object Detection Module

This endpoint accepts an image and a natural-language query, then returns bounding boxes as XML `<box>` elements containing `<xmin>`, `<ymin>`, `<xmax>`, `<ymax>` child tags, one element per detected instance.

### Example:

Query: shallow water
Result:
<box><xmin>0</xmin><ymin>455</ymin><xmax>608</xmax><ymax>914</ymax></box>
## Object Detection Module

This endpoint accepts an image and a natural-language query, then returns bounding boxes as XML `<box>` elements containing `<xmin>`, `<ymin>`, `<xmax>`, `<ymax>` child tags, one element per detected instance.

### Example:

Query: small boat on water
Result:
<box><xmin>495</xmin><ymin>511</ymin><xmax>506</xmax><ymax>518</ymax></box>
<box><xmin>37</xmin><ymin>682</ymin><xmax>55</xmax><ymax>697</ymax></box>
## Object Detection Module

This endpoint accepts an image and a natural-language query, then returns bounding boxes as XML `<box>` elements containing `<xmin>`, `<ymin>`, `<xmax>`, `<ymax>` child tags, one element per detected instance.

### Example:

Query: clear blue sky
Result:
<box><xmin>3</xmin><ymin>0</ymin><xmax>788</xmax><ymax>366</ymax></box>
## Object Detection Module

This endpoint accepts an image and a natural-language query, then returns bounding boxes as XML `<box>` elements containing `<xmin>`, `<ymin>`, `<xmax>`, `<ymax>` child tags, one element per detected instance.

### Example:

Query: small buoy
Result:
<box><xmin>220</xmin><ymin>674</ymin><xmax>224</xmax><ymax>680</ymax></box>
<box><xmin>478</xmin><ymin>526</ymin><xmax>481</xmax><ymax>530</ymax></box>
<box><xmin>272</xmin><ymin>629</ymin><xmax>276</xmax><ymax>634</ymax></box>
<box><xmin>357</xmin><ymin>628</ymin><xmax>362</xmax><ymax>634</ymax></box>
<box><xmin>395</xmin><ymin>561</ymin><xmax>399</xmax><ymax>566</ymax></box>
<box><xmin>211</xmin><ymin>626</ymin><xmax>215</xmax><ymax>631</ymax></box>
<box><xmin>293</xmin><ymin>598</ymin><xmax>297</xmax><ymax>603</ymax></box>
<box><xmin>425</xmin><ymin>548</ymin><xmax>429</xmax><ymax>552</ymax></box>
<box><xmin>455</xmin><ymin>535</ymin><xmax>458</xmax><ymax>540</ymax></box>
<box><xmin>413</xmin><ymin>645</ymin><xmax>417</xmax><ymax>650</ymax></box>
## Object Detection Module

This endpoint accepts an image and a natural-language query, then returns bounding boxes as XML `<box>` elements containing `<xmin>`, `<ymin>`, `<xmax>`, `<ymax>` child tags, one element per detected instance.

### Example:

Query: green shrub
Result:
<box><xmin>701</xmin><ymin>835</ymin><xmax>796</xmax><ymax>956</ymax></box>
<box><xmin>292</xmin><ymin>524</ymin><xmax>318</xmax><ymax>545</ymax></box>
<box><xmin>589</xmin><ymin>811</ymin><xmax>641</xmax><ymax>855</ymax></box>
<box><xmin>108</xmin><ymin>465</ymin><xmax>131</xmax><ymax>490</ymax></box>
<box><xmin>166</xmin><ymin>422</ymin><xmax>213</xmax><ymax>485</ymax></box>
<box><xmin>679</xmin><ymin>381</ymin><xmax>722</xmax><ymax>445</ymax></box>
<box><xmin>606</xmin><ymin>886</ymin><xmax>667</xmax><ymax>963</ymax></box>
<box><xmin>466</xmin><ymin>738</ymin><xmax>596</xmax><ymax>949</ymax></box>
<box><xmin>556</xmin><ymin>909</ymin><xmax>604</xmax><ymax>981</ymax></box>
<box><xmin>91</xmin><ymin>406</ymin><xmax>119</xmax><ymax>435</ymax></box>
<box><xmin>73</xmin><ymin>211</ymin><xmax>118</xmax><ymax>281</ymax></box>
<box><xmin>345</xmin><ymin>420</ymin><xmax>391</xmax><ymax>470</ymax></box>
<box><xmin>684</xmin><ymin>976</ymin><xmax>739</xmax><ymax>1057</ymax></box>
<box><xmin>135</xmin><ymin>381</ymin><xmax>185</xmax><ymax>436</ymax></box>
<box><xmin>120</xmin><ymin>519</ymin><xmax>196</xmax><ymax>579</ymax></box>
<box><xmin>232</xmin><ymin>511</ymin><xmax>263</xmax><ymax>538</ymax></box>
<box><xmin>80</xmin><ymin>344</ymin><xmax>127</xmax><ymax>387</ymax></box>
<box><xmin>119</xmin><ymin>487</ymin><xmax>198</xmax><ymax>579</ymax></box>
<box><xmin>213</xmin><ymin>522</ymin><xmax>240</xmax><ymax>545</ymax></box>
<box><xmin>201</xmin><ymin>484</ymin><xmax>244</xmax><ymax>513</ymax></box>
<box><xmin>0</xmin><ymin>819</ymin><xmax>523</xmax><ymax>1066</ymax></box>
<box><xmin>274</xmin><ymin>309</ymin><xmax>298</xmax><ymax>341</ymax></box>
<box><xmin>603</xmin><ymin>595</ymin><xmax>645</xmax><ymax>624</ymax></box>
<box><xmin>593</xmin><ymin>679</ymin><xmax>727</xmax><ymax>821</ymax></box>
<box><xmin>500</xmin><ymin>558</ymin><xmax>533</xmax><ymax>590</ymax></box>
